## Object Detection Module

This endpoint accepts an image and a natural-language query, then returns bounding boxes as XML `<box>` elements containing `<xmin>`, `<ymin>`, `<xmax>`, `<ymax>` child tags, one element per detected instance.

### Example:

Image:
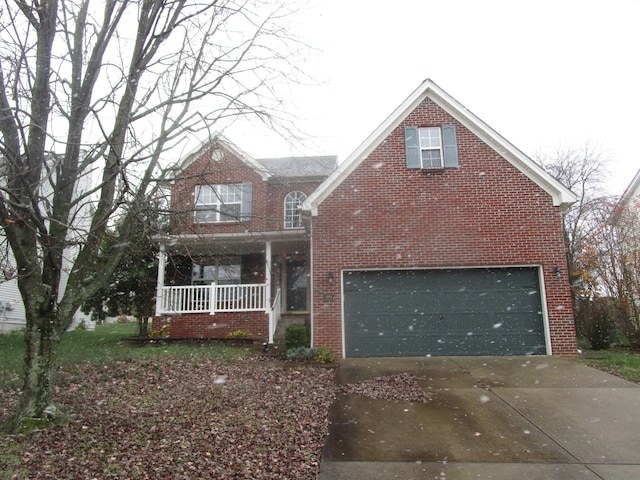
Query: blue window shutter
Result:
<box><xmin>405</xmin><ymin>126</ymin><xmax>420</xmax><ymax>168</ymax></box>
<box><xmin>241</xmin><ymin>182</ymin><xmax>252</xmax><ymax>221</ymax></box>
<box><xmin>442</xmin><ymin>125</ymin><xmax>459</xmax><ymax>168</ymax></box>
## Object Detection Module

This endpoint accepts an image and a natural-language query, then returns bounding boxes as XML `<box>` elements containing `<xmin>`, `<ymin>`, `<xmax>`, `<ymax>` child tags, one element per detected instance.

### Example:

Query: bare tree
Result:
<box><xmin>535</xmin><ymin>143</ymin><xmax>611</xmax><ymax>297</ymax></box>
<box><xmin>584</xmin><ymin>197</ymin><xmax>640</xmax><ymax>349</ymax></box>
<box><xmin>536</xmin><ymin>144</ymin><xmax>617</xmax><ymax>348</ymax></box>
<box><xmin>0</xmin><ymin>0</ymin><xmax>305</xmax><ymax>428</ymax></box>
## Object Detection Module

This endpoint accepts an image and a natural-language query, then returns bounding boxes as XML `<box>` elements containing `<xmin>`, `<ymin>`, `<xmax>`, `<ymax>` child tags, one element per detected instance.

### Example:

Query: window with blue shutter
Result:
<box><xmin>442</xmin><ymin>125</ymin><xmax>459</xmax><ymax>168</ymax></box>
<box><xmin>240</xmin><ymin>182</ymin><xmax>252</xmax><ymax>221</ymax></box>
<box><xmin>404</xmin><ymin>125</ymin><xmax>458</xmax><ymax>169</ymax></box>
<box><xmin>405</xmin><ymin>126</ymin><xmax>420</xmax><ymax>168</ymax></box>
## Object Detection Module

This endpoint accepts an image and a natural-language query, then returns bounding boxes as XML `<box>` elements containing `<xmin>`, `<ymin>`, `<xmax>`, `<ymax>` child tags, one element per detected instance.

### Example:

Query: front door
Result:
<box><xmin>286</xmin><ymin>259</ymin><xmax>307</xmax><ymax>311</ymax></box>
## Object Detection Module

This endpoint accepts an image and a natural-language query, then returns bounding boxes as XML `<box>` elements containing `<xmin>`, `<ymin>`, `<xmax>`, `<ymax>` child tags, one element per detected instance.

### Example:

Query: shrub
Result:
<box><xmin>314</xmin><ymin>347</ymin><xmax>336</xmax><ymax>363</ymax></box>
<box><xmin>285</xmin><ymin>323</ymin><xmax>309</xmax><ymax>350</ymax></box>
<box><xmin>227</xmin><ymin>329</ymin><xmax>250</xmax><ymax>338</ymax></box>
<box><xmin>286</xmin><ymin>347</ymin><xmax>317</xmax><ymax>361</ymax></box>
<box><xmin>285</xmin><ymin>346</ymin><xmax>337</xmax><ymax>363</ymax></box>
<box><xmin>147</xmin><ymin>323</ymin><xmax>170</xmax><ymax>339</ymax></box>
<box><xmin>575</xmin><ymin>297</ymin><xmax>616</xmax><ymax>350</ymax></box>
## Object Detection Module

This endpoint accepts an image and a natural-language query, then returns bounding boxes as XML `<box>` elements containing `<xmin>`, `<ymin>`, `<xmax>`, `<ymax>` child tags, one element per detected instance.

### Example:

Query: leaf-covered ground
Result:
<box><xmin>0</xmin><ymin>357</ymin><xmax>337</xmax><ymax>479</ymax></box>
<box><xmin>340</xmin><ymin>373</ymin><xmax>433</xmax><ymax>403</ymax></box>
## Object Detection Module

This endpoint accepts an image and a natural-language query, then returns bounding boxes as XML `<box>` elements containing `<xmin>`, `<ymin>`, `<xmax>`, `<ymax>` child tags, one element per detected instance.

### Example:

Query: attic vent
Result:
<box><xmin>210</xmin><ymin>148</ymin><xmax>224</xmax><ymax>162</ymax></box>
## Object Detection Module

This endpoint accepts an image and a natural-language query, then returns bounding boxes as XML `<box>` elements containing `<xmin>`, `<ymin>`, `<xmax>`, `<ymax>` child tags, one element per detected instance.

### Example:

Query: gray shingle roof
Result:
<box><xmin>256</xmin><ymin>156</ymin><xmax>337</xmax><ymax>179</ymax></box>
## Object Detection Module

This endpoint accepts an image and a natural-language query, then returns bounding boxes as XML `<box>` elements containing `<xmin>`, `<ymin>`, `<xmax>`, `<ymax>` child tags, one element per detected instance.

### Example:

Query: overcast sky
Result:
<box><xmin>228</xmin><ymin>0</ymin><xmax>639</xmax><ymax>196</ymax></box>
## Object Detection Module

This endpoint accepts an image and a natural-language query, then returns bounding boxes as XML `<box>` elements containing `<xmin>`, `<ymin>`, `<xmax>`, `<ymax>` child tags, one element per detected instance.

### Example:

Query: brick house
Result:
<box><xmin>155</xmin><ymin>79</ymin><xmax>579</xmax><ymax>357</ymax></box>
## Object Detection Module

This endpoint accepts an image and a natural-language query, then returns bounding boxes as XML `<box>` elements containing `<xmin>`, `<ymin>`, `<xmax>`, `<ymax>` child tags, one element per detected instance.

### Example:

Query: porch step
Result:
<box><xmin>273</xmin><ymin>314</ymin><xmax>309</xmax><ymax>341</ymax></box>
<box><xmin>261</xmin><ymin>314</ymin><xmax>308</xmax><ymax>358</ymax></box>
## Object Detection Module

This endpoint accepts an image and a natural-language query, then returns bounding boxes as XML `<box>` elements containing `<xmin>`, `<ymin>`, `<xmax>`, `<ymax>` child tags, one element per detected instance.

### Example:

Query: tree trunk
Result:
<box><xmin>15</xmin><ymin>317</ymin><xmax>65</xmax><ymax>425</ymax></box>
<box><xmin>138</xmin><ymin>316</ymin><xmax>150</xmax><ymax>337</ymax></box>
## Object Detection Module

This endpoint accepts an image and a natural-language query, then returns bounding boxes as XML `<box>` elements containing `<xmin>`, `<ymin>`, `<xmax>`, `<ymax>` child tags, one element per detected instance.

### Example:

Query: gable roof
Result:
<box><xmin>610</xmin><ymin>167</ymin><xmax>640</xmax><ymax>224</ymax></box>
<box><xmin>302</xmin><ymin>79</ymin><xmax>577</xmax><ymax>215</ymax></box>
<box><xmin>173</xmin><ymin>133</ymin><xmax>272</xmax><ymax>181</ymax></box>
<box><xmin>618</xmin><ymin>167</ymin><xmax>640</xmax><ymax>208</ymax></box>
<box><xmin>171</xmin><ymin>134</ymin><xmax>337</xmax><ymax>183</ymax></box>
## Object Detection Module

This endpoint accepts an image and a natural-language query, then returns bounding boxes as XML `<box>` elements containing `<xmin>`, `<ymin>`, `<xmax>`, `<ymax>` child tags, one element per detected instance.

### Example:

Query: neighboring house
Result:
<box><xmin>154</xmin><ymin>79</ymin><xmax>579</xmax><ymax>358</ymax></box>
<box><xmin>0</xmin><ymin>252</ymin><xmax>93</xmax><ymax>333</ymax></box>
<box><xmin>0</xmin><ymin>155</ymin><xmax>93</xmax><ymax>333</ymax></box>
<box><xmin>0</xmin><ymin>272</ymin><xmax>24</xmax><ymax>334</ymax></box>
<box><xmin>614</xmin><ymin>168</ymin><xmax>640</xmax><ymax>218</ymax></box>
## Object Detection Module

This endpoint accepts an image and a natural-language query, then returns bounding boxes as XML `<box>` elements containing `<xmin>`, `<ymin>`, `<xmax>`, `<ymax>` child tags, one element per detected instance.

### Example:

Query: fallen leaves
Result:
<box><xmin>0</xmin><ymin>357</ymin><xmax>337</xmax><ymax>479</ymax></box>
<box><xmin>340</xmin><ymin>373</ymin><xmax>432</xmax><ymax>403</ymax></box>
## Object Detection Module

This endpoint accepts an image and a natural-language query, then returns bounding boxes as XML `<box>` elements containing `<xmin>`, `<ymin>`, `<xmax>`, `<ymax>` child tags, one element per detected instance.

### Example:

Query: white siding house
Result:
<box><xmin>618</xmin><ymin>168</ymin><xmax>640</xmax><ymax>212</ymax></box>
<box><xmin>0</xmin><ymin>155</ymin><xmax>94</xmax><ymax>333</ymax></box>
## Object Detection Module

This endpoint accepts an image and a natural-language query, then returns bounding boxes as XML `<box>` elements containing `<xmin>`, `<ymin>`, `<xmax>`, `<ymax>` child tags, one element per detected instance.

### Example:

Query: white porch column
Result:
<box><xmin>265</xmin><ymin>241</ymin><xmax>272</xmax><ymax>309</ymax></box>
<box><xmin>155</xmin><ymin>242</ymin><xmax>166</xmax><ymax>316</ymax></box>
<box><xmin>265</xmin><ymin>241</ymin><xmax>273</xmax><ymax>343</ymax></box>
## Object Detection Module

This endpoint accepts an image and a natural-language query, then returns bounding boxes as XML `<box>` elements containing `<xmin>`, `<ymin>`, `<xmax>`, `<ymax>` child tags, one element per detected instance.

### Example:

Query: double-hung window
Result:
<box><xmin>194</xmin><ymin>183</ymin><xmax>252</xmax><ymax>223</ymax></box>
<box><xmin>405</xmin><ymin>125</ymin><xmax>459</xmax><ymax>169</ymax></box>
<box><xmin>419</xmin><ymin>127</ymin><xmax>443</xmax><ymax>168</ymax></box>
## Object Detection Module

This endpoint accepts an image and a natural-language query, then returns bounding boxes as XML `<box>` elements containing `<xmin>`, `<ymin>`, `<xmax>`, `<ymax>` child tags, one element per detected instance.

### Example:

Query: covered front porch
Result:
<box><xmin>154</xmin><ymin>231</ymin><xmax>310</xmax><ymax>343</ymax></box>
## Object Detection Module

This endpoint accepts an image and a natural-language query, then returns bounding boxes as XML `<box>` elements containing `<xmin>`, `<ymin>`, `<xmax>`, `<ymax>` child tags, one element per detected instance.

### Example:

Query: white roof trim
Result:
<box><xmin>303</xmin><ymin>79</ymin><xmax>576</xmax><ymax>215</ymax></box>
<box><xmin>175</xmin><ymin>132</ymin><xmax>271</xmax><ymax>181</ymax></box>
<box><xmin>619</xmin><ymin>167</ymin><xmax>640</xmax><ymax>207</ymax></box>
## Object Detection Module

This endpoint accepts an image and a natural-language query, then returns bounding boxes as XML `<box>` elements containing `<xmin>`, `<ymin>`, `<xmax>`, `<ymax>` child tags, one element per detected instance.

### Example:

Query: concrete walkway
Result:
<box><xmin>319</xmin><ymin>356</ymin><xmax>640</xmax><ymax>480</ymax></box>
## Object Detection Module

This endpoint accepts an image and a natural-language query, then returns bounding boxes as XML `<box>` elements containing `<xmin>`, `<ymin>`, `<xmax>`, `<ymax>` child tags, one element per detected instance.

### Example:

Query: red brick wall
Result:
<box><xmin>170</xmin><ymin>146</ymin><xmax>323</xmax><ymax>235</ymax></box>
<box><xmin>165</xmin><ymin>146</ymin><xmax>322</xmax><ymax>339</ymax></box>
<box><xmin>266</xmin><ymin>181</ymin><xmax>323</xmax><ymax>231</ymax></box>
<box><xmin>310</xmin><ymin>97</ymin><xmax>577</xmax><ymax>358</ymax></box>
<box><xmin>154</xmin><ymin>312</ymin><xmax>269</xmax><ymax>340</ymax></box>
<box><xmin>171</xmin><ymin>147</ymin><xmax>269</xmax><ymax>235</ymax></box>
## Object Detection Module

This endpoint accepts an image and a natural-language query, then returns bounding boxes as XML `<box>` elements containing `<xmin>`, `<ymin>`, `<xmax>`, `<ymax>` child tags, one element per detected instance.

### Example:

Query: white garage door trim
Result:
<box><xmin>340</xmin><ymin>265</ymin><xmax>552</xmax><ymax>357</ymax></box>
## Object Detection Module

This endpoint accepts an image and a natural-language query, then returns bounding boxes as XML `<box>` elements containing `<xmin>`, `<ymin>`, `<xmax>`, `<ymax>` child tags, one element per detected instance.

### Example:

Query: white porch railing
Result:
<box><xmin>158</xmin><ymin>283</ymin><xmax>267</xmax><ymax>314</ymax></box>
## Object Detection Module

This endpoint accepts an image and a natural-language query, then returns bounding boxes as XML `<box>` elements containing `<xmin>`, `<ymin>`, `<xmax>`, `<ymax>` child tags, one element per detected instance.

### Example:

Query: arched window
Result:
<box><xmin>284</xmin><ymin>191</ymin><xmax>307</xmax><ymax>229</ymax></box>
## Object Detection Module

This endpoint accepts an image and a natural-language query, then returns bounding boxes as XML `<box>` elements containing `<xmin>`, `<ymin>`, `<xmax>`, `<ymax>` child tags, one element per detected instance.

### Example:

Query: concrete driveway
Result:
<box><xmin>319</xmin><ymin>356</ymin><xmax>640</xmax><ymax>480</ymax></box>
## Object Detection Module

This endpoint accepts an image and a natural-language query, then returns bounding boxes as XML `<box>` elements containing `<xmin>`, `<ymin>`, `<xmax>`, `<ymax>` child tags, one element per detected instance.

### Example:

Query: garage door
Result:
<box><xmin>343</xmin><ymin>267</ymin><xmax>546</xmax><ymax>357</ymax></box>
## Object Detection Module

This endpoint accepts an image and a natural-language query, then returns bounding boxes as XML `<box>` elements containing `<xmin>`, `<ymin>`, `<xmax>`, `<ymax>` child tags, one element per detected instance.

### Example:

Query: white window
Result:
<box><xmin>418</xmin><ymin>127</ymin><xmax>443</xmax><ymax>168</ymax></box>
<box><xmin>284</xmin><ymin>191</ymin><xmax>307</xmax><ymax>228</ymax></box>
<box><xmin>192</xmin><ymin>258</ymin><xmax>241</xmax><ymax>285</ymax></box>
<box><xmin>194</xmin><ymin>183</ymin><xmax>251</xmax><ymax>223</ymax></box>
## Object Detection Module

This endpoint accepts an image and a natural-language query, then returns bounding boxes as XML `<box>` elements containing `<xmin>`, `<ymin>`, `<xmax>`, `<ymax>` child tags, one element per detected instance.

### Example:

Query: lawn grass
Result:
<box><xmin>580</xmin><ymin>347</ymin><xmax>640</xmax><ymax>383</ymax></box>
<box><xmin>0</xmin><ymin>322</ymin><xmax>251</xmax><ymax>390</ymax></box>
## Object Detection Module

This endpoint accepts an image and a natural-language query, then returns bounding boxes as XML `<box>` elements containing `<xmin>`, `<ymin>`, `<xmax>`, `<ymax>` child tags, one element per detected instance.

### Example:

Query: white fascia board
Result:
<box><xmin>303</xmin><ymin>81</ymin><xmax>431</xmax><ymax>215</ymax></box>
<box><xmin>218</xmin><ymin>135</ymin><xmax>272</xmax><ymax>181</ymax></box>
<box><xmin>611</xmin><ymin>167</ymin><xmax>640</xmax><ymax>223</ymax></box>
<box><xmin>175</xmin><ymin>132</ymin><xmax>272</xmax><ymax>182</ymax></box>
<box><xmin>303</xmin><ymin>79</ymin><xmax>577</xmax><ymax>215</ymax></box>
<box><xmin>153</xmin><ymin>229</ymin><xmax>306</xmax><ymax>246</ymax></box>
<box><xmin>428</xmin><ymin>86</ymin><xmax>577</xmax><ymax>210</ymax></box>
<box><xmin>619</xmin><ymin>168</ymin><xmax>640</xmax><ymax>206</ymax></box>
